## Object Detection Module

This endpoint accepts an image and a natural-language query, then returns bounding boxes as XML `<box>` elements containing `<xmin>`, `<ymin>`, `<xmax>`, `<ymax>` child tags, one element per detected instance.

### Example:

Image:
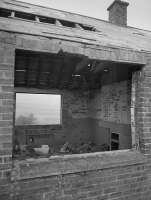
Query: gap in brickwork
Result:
<box><xmin>0</xmin><ymin>8</ymin><xmax>97</xmax><ymax>32</ymax></box>
<box><xmin>59</xmin><ymin>19</ymin><xmax>76</xmax><ymax>28</ymax></box>
<box><xmin>0</xmin><ymin>8</ymin><xmax>11</xmax><ymax>17</ymax></box>
<box><xmin>13</xmin><ymin>50</ymin><xmax>142</xmax><ymax>160</ymax></box>
<box><xmin>15</xmin><ymin>11</ymin><xmax>35</xmax><ymax>21</ymax></box>
<box><xmin>39</xmin><ymin>16</ymin><xmax>56</xmax><ymax>24</ymax></box>
<box><xmin>79</xmin><ymin>24</ymin><xmax>96</xmax><ymax>31</ymax></box>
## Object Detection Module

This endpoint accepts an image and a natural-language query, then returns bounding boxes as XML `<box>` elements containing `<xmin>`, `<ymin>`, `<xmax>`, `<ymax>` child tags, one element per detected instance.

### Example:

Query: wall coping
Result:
<box><xmin>11</xmin><ymin>150</ymin><xmax>146</xmax><ymax>181</ymax></box>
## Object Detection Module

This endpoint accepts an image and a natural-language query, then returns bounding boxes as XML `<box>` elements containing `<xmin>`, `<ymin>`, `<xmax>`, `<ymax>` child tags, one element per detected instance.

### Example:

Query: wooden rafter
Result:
<box><xmin>38</xmin><ymin>55</ymin><xmax>52</xmax><ymax>87</ymax></box>
<box><xmin>48</xmin><ymin>56</ymin><xmax>64</xmax><ymax>89</ymax></box>
<box><xmin>15</xmin><ymin>53</ymin><xmax>27</xmax><ymax>86</ymax></box>
<box><xmin>59</xmin><ymin>56</ymin><xmax>78</xmax><ymax>89</ymax></box>
<box><xmin>26</xmin><ymin>54</ymin><xmax>40</xmax><ymax>87</ymax></box>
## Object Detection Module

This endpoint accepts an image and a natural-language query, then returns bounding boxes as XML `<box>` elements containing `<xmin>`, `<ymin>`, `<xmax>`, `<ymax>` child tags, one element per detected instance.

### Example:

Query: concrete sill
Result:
<box><xmin>12</xmin><ymin>149</ymin><xmax>146</xmax><ymax>181</ymax></box>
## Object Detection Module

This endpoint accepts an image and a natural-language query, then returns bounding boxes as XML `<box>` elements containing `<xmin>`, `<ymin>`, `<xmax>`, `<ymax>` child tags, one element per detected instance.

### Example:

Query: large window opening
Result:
<box><xmin>13</xmin><ymin>50</ymin><xmax>141</xmax><ymax>159</ymax></box>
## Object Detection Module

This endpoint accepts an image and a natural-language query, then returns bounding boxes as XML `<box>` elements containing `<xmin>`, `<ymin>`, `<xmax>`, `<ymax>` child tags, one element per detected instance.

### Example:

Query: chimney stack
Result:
<box><xmin>107</xmin><ymin>0</ymin><xmax>129</xmax><ymax>26</ymax></box>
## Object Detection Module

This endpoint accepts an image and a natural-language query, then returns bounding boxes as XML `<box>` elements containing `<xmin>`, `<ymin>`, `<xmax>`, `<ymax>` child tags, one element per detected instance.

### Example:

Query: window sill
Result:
<box><xmin>11</xmin><ymin>149</ymin><xmax>146</xmax><ymax>181</ymax></box>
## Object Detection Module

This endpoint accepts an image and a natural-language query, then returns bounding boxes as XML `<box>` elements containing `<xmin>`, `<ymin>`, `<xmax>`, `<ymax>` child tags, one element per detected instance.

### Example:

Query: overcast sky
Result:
<box><xmin>16</xmin><ymin>94</ymin><xmax>61</xmax><ymax>125</ymax></box>
<box><xmin>18</xmin><ymin>0</ymin><xmax>151</xmax><ymax>31</ymax></box>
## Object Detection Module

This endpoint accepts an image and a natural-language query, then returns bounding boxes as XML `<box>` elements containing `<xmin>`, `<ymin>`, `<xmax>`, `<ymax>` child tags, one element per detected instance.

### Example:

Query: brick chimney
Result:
<box><xmin>107</xmin><ymin>0</ymin><xmax>129</xmax><ymax>26</ymax></box>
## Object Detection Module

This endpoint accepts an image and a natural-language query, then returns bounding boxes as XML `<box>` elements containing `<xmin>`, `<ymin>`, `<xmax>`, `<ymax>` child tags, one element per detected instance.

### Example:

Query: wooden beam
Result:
<box><xmin>15</xmin><ymin>53</ymin><xmax>27</xmax><ymax>86</ymax></box>
<box><xmin>26</xmin><ymin>54</ymin><xmax>40</xmax><ymax>87</ymax></box>
<box><xmin>59</xmin><ymin>57</ymin><xmax>77</xmax><ymax>89</ymax></box>
<box><xmin>38</xmin><ymin>55</ymin><xmax>52</xmax><ymax>87</ymax></box>
<box><xmin>48</xmin><ymin>57</ymin><xmax>64</xmax><ymax>88</ymax></box>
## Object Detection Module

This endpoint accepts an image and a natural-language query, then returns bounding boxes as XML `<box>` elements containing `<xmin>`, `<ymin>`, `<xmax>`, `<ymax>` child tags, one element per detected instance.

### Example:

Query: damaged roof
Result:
<box><xmin>0</xmin><ymin>0</ymin><xmax>151</xmax><ymax>53</ymax></box>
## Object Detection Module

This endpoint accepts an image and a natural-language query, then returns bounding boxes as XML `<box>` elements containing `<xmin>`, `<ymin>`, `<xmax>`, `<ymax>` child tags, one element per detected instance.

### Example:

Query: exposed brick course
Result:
<box><xmin>0</xmin><ymin>42</ymin><xmax>14</xmax><ymax>185</ymax></box>
<box><xmin>9</xmin><ymin>154</ymin><xmax>151</xmax><ymax>200</ymax></box>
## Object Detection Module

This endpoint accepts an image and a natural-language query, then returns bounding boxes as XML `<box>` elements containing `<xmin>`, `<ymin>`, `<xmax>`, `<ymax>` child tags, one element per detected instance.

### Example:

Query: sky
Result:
<box><xmin>16</xmin><ymin>93</ymin><xmax>61</xmax><ymax>125</ymax></box>
<box><xmin>18</xmin><ymin>0</ymin><xmax>151</xmax><ymax>31</ymax></box>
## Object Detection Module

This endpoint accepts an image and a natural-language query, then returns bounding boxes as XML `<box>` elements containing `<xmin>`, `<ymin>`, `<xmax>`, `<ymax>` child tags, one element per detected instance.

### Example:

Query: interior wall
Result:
<box><xmin>15</xmin><ymin>89</ymin><xmax>92</xmax><ymax>149</ymax></box>
<box><xmin>89</xmin><ymin>80</ymin><xmax>132</xmax><ymax>149</ymax></box>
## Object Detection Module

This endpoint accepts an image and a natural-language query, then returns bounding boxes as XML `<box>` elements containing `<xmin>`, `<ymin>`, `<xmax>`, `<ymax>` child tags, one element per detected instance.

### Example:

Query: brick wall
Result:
<box><xmin>89</xmin><ymin>81</ymin><xmax>132</xmax><ymax>149</ymax></box>
<box><xmin>10</xmin><ymin>75</ymin><xmax>151</xmax><ymax>200</ymax></box>
<box><xmin>89</xmin><ymin>81</ymin><xmax>131</xmax><ymax>124</ymax></box>
<box><xmin>0</xmin><ymin>30</ymin><xmax>151</xmax><ymax>200</ymax></box>
<box><xmin>135</xmin><ymin>56</ymin><xmax>151</xmax><ymax>155</ymax></box>
<box><xmin>0</xmin><ymin>32</ymin><xmax>15</xmax><ymax>199</ymax></box>
<box><xmin>10</xmin><ymin>151</ymin><xmax>151</xmax><ymax>200</ymax></box>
